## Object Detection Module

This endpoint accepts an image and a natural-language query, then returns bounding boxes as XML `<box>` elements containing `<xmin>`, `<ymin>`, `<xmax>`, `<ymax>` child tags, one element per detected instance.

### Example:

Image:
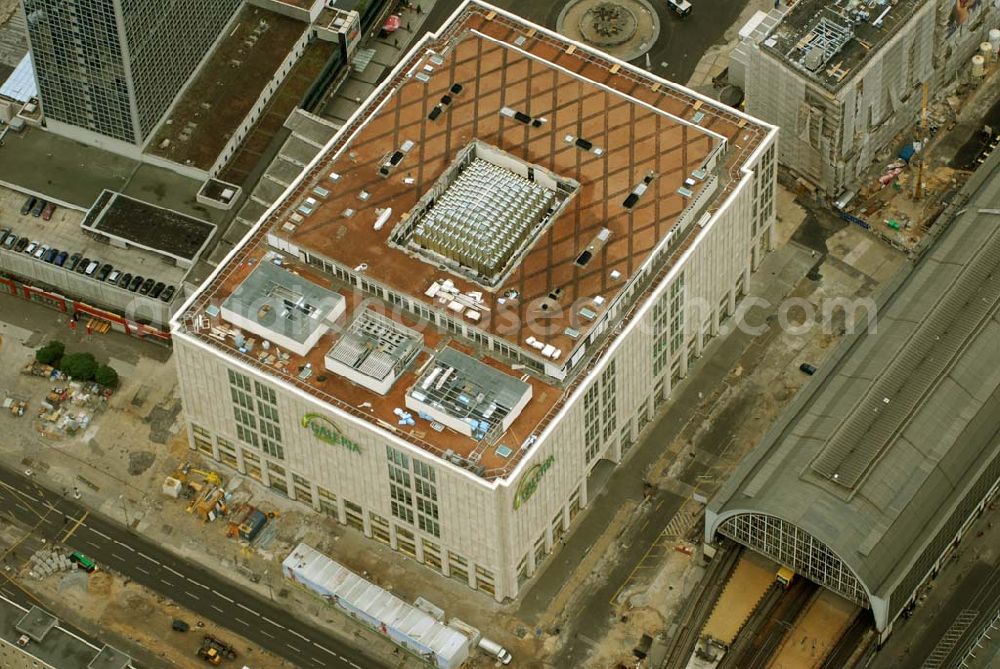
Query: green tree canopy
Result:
<box><xmin>35</xmin><ymin>340</ymin><xmax>65</xmax><ymax>366</ymax></box>
<box><xmin>94</xmin><ymin>365</ymin><xmax>119</xmax><ymax>389</ymax></box>
<box><xmin>60</xmin><ymin>352</ymin><xmax>98</xmax><ymax>381</ymax></box>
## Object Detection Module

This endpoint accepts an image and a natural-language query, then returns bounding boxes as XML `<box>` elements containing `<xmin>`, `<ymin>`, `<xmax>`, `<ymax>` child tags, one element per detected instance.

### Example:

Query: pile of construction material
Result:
<box><xmin>27</xmin><ymin>549</ymin><xmax>74</xmax><ymax>580</ymax></box>
<box><xmin>2</xmin><ymin>396</ymin><xmax>27</xmax><ymax>416</ymax></box>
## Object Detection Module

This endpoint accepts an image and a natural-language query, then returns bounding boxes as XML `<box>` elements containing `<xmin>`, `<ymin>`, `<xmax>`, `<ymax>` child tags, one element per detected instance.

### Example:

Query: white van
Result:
<box><xmin>666</xmin><ymin>0</ymin><xmax>692</xmax><ymax>17</ymax></box>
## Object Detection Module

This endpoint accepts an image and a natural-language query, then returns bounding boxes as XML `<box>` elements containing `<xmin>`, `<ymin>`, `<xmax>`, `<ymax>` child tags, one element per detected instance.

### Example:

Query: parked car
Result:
<box><xmin>15</xmin><ymin>237</ymin><xmax>29</xmax><ymax>252</ymax></box>
<box><xmin>128</xmin><ymin>275</ymin><xmax>144</xmax><ymax>292</ymax></box>
<box><xmin>54</xmin><ymin>251</ymin><xmax>68</xmax><ymax>267</ymax></box>
<box><xmin>43</xmin><ymin>248</ymin><xmax>59</xmax><ymax>263</ymax></box>
<box><xmin>106</xmin><ymin>269</ymin><xmax>121</xmax><ymax>284</ymax></box>
<box><xmin>139</xmin><ymin>277</ymin><xmax>155</xmax><ymax>295</ymax></box>
<box><xmin>84</xmin><ymin>261</ymin><xmax>99</xmax><ymax>277</ymax></box>
<box><xmin>2</xmin><ymin>233</ymin><xmax>16</xmax><ymax>249</ymax></box>
<box><xmin>150</xmin><ymin>281</ymin><xmax>165</xmax><ymax>299</ymax></box>
<box><xmin>665</xmin><ymin>0</ymin><xmax>692</xmax><ymax>17</ymax></box>
<box><xmin>799</xmin><ymin>363</ymin><xmax>817</xmax><ymax>375</ymax></box>
<box><xmin>160</xmin><ymin>285</ymin><xmax>176</xmax><ymax>302</ymax></box>
<box><xmin>75</xmin><ymin>257</ymin><xmax>91</xmax><ymax>274</ymax></box>
<box><xmin>96</xmin><ymin>263</ymin><xmax>112</xmax><ymax>281</ymax></box>
<box><xmin>68</xmin><ymin>253</ymin><xmax>82</xmax><ymax>270</ymax></box>
<box><xmin>20</xmin><ymin>196</ymin><xmax>36</xmax><ymax>215</ymax></box>
<box><xmin>118</xmin><ymin>272</ymin><xmax>132</xmax><ymax>288</ymax></box>
<box><xmin>30</xmin><ymin>199</ymin><xmax>46</xmax><ymax>217</ymax></box>
<box><xmin>0</xmin><ymin>228</ymin><xmax>8</xmax><ymax>242</ymax></box>
<box><xmin>32</xmin><ymin>244</ymin><xmax>49</xmax><ymax>259</ymax></box>
<box><xmin>41</xmin><ymin>202</ymin><xmax>56</xmax><ymax>221</ymax></box>
<box><xmin>24</xmin><ymin>240</ymin><xmax>38</xmax><ymax>255</ymax></box>
<box><xmin>171</xmin><ymin>619</ymin><xmax>190</xmax><ymax>633</ymax></box>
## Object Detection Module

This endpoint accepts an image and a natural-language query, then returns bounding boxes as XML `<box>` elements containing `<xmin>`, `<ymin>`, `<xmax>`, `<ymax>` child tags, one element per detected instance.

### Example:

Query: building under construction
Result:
<box><xmin>732</xmin><ymin>0</ymin><xmax>1000</xmax><ymax>195</ymax></box>
<box><xmin>172</xmin><ymin>0</ymin><xmax>776</xmax><ymax>601</ymax></box>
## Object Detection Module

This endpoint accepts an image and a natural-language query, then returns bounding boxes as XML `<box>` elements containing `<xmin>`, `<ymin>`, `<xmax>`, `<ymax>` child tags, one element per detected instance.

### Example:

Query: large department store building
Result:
<box><xmin>172</xmin><ymin>0</ymin><xmax>777</xmax><ymax>601</ymax></box>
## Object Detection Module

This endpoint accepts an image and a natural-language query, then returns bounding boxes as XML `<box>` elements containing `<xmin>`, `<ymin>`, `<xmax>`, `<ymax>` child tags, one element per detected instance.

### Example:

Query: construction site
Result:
<box><xmin>161</xmin><ymin>461</ymin><xmax>283</xmax><ymax>567</ymax></box>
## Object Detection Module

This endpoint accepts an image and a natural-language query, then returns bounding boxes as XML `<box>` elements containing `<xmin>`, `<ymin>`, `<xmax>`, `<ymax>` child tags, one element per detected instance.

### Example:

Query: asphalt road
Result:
<box><xmin>0</xmin><ymin>464</ymin><xmax>382</xmax><ymax>669</ymax></box>
<box><xmin>420</xmin><ymin>0</ymin><xmax>753</xmax><ymax>85</ymax></box>
<box><xmin>898</xmin><ymin>562</ymin><xmax>1000</xmax><ymax>669</ymax></box>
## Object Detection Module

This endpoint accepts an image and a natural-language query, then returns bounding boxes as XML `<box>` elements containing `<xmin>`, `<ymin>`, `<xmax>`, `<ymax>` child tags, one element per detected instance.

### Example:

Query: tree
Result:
<box><xmin>35</xmin><ymin>340</ymin><xmax>65</xmax><ymax>366</ymax></box>
<box><xmin>94</xmin><ymin>365</ymin><xmax>119</xmax><ymax>389</ymax></box>
<box><xmin>60</xmin><ymin>352</ymin><xmax>97</xmax><ymax>381</ymax></box>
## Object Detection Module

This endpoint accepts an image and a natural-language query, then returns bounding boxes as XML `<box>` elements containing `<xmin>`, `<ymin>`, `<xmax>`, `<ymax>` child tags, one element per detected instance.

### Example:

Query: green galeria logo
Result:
<box><xmin>301</xmin><ymin>413</ymin><xmax>361</xmax><ymax>454</ymax></box>
<box><xmin>513</xmin><ymin>455</ymin><xmax>555</xmax><ymax>510</ymax></box>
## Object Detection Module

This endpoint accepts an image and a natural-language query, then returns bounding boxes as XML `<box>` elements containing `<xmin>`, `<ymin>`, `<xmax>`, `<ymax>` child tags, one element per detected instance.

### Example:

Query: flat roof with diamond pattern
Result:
<box><xmin>271</xmin><ymin>3</ymin><xmax>754</xmax><ymax>357</ymax></box>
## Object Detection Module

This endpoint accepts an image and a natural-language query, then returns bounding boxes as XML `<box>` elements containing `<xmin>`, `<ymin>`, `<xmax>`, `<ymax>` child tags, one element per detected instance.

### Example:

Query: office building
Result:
<box><xmin>22</xmin><ymin>0</ymin><xmax>242</xmax><ymax>149</ymax></box>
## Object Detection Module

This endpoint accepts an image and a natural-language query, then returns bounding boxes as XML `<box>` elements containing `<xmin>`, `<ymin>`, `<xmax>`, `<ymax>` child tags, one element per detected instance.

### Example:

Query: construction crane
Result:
<box><xmin>188</xmin><ymin>468</ymin><xmax>223</xmax><ymax>487</ymax></box>
<box><xmin>179</xmin><ymin>462</ymin><xmax>223</xmax><ymax>487</ymax></box>
<box><xmin>914</xmin><ymin>81</ymin><xmax>929</xmax><ymax>200</ymax></box>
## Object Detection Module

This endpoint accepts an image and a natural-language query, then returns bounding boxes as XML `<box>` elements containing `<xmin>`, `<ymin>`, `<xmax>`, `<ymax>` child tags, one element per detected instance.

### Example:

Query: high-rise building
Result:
<box><xmin>22</xmin><ymin>0</ymin><xmax>242</xmax><ymax>148</ymax></box>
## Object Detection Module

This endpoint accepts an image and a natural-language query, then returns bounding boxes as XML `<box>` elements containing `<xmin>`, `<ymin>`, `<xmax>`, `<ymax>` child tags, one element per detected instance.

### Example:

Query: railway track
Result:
<box><xmin>661</xmin><ymin>542</ymin><xmax>742</xmax><ymax>668</ymax></box>
<box><xmin>720</xmin><ymin>578</ymin><xmax>818</xmax><ymax>669</ymax></box>
<box><xmin>820</xmin><ymin>610</ymin><xmax>872</xmax><ymax>669</ymax></box>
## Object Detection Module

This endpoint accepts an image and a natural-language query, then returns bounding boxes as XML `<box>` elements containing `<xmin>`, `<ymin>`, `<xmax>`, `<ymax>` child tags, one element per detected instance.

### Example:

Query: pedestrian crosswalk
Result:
<box><xmin>664</xmin><ymin>505</ymin><xmax>702</xmax><ymax>539</ymax></box>
<box><xmin>923</xmin><ymin>608</ymin><xmax>979</xmax><ymax>669</ymax></box>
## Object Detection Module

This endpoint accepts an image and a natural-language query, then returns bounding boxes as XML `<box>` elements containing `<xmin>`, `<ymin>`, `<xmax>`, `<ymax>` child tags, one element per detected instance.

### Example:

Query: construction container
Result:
<box><xmin>283</xmin><ymin>543</ymin><xmax>470</xmax><ymax>669</ymax></box>
<box><xmin>238</xmin><ymin>510</ymin><xmax>267</xmax><ymax>542</ymax></box>
<box><xmin>162</xmin><ymin>477</ymin><xmax>182</xmax><ymax>498</ymax></box>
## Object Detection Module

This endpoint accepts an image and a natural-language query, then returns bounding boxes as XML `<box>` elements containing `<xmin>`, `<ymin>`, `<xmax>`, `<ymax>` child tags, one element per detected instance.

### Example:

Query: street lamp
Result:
<box><xmin>118</xmin><ymin>495</ymin><xmax>130</xmax><ymax>528</ymax></box>
<box><xmin>263</xmin><ymin>568</ymin><xmax>274</xmax><ymax>601</ymax></box>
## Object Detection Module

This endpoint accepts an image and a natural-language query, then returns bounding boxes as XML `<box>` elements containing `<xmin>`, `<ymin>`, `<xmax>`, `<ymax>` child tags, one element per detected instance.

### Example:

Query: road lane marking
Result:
<box><xmin>313</xmin><ymin>642</ymin><xmax>337</xmax><ymax>657</ymax></box>
<box><xmin>289</xmin><ymin>629</ymin><xmax>309</xmax><ymax>642</ymax></box>
<box><xmin>160</xmin><ymin>579</ymin><xmax>173</xmax><ymax>587</ymax></box>
<box><xmin>187</xmin><ymin>577</ymin><xmax>210</xmax><ymax>590</ymax></box>
<box><xmin>165</xmin><ymin>566</ymin><xmax>183</xmax><ymax>578</ymax></box>
<box><xmin>60</xmin><ymin>511</ymin><xmax>89</xmax><ymax>543</ymax></box>
<box><xmin>286</xmin><ymin>643</ymin><xmax>301</xmax><ymax>653</ymax></box>
<box><xmin>234</xmin><ymin>617</ymin><xmax>249</xmax><ymax>626</ymax></box>
<box><xmin>184</xmin><ymin>591</ymin><xmax>199</xmax><ymax>600</ymax></box>
<box><xmin>212</xmin><ymin>590</ymin><xmax>233</xmax><ymax>603</ymax></box>
<box><xmin>110</xmin><ymin>553</ymin><xmax>124</xmax><ymax>562</ymax></box>
<box><xmin>237</xmin><ymin>602</ymin><xmax>259</xmax><ymax>616</ymax></box>
<box><xmin>90</xmin><ymin>528</ymin><xmax>111</xmax><ymax>540</ymax></box>
<box><xmin>261</xmin><ymin>629</ymin><xmax>274</xmax><ymax>639</ymax></box>
<box><xmin>114</xmin><ymin>541</ymin><xmax>134</xmax><ymax>552</ymax></box>
<box><xmin>262</xmin><ymin>616</ymin><xmax>283</xmax><ymax>629</ymax></box>
<box><xmin>0</xmin><ymin>481</ymin><xmax>37</xmax><ymax>501</ymax></box>
<box><xmin>136</xmin><ymin>567</ymin><xmax>149</xmax><ymax>575</ymax></box>
<box><xmin>85</xmin><ymin>540</ymin><xmax>100</xmax><ymax>550</ymax></box>
<box><xmin>137</xmin><ymin>552</ymin><xmax>159</xmax><ymax>565</ymax></box>
<box><xmin>211</xmin><ymin>605</ymin><xmax>223</xmax><ymax>613</ymax></box>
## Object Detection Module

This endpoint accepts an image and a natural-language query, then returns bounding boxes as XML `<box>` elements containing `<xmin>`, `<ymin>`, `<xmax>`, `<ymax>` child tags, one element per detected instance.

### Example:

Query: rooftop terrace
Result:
<box><xmin>177</xmin><ymin>1</ymin><xmax>770</xmax><ymax>479</ymax></box>
<box><xmin>762</xmin><ymin>0</ymin><xmax>924</xmax><ymax>92</ymax></box>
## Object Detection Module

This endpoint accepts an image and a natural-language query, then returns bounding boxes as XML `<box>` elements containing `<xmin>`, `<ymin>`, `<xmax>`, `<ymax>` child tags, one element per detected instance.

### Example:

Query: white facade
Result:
<box><xmin>172</xmin><ymin>1</ymin><xmax>778</xmax><ymax>602</ymax></box>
